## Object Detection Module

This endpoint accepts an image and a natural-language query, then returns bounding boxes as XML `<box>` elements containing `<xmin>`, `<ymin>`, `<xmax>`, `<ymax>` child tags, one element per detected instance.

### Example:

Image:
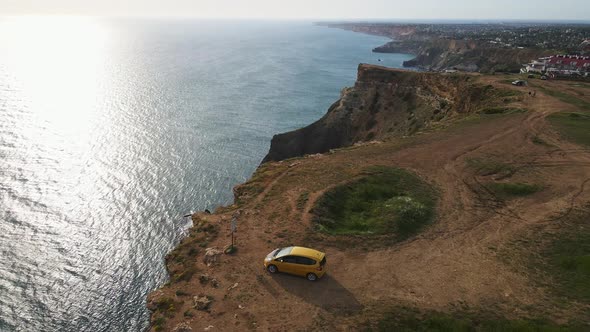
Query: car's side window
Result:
<box><xmin>295</xmin><ymin>256</ymin><xmax>316</xmax><ymax>265</ymax></box>
<box><xmin>281</xmin><ymin>256</ymin><xmax>297</xmax><ymax>264</ymax></box>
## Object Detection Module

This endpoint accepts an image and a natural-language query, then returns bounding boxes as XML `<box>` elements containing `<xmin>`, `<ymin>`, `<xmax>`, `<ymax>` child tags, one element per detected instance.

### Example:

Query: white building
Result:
<box><xmin>524</xmin><ymin>60</ymin><xmax>547</xmax><ymax>73</ymax></box>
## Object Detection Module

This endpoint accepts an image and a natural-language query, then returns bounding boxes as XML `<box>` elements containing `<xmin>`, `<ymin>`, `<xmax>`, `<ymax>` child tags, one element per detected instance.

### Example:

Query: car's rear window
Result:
<box><xmin>320</xmin><ymin>257</ymin><xmax>326</xmax><ymax>266</ymax></box>
<box><xmin>275</xmin><ymin>246</ymin><xmax>293</xmax><ymax>258</ymax></box>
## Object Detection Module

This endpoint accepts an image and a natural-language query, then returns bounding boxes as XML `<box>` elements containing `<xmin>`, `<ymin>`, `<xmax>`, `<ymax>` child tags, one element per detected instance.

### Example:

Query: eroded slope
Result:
<box><xmin>263</xmin><ymin>64</ymin><xmax>517</xmax><ymax>163</ymax></box>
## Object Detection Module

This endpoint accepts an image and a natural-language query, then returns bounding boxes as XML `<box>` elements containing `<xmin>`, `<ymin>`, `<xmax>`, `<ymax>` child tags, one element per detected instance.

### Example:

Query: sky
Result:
<box><xmin>1</xmin><ymin>0</ymin><xmax>590</xmax><ymax>21</ymax></box>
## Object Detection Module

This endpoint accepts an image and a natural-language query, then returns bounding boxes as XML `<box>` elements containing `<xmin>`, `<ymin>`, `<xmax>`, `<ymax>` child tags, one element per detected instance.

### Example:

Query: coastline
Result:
<box><xmin>318</xmin><ymin>22</ymin><xmax>556</xmax><ymax>73</ymax></box>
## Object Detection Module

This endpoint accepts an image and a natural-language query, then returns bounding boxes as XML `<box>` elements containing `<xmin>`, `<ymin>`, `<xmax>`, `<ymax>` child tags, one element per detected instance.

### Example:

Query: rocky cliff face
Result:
<box><xmin>375</xmin><ymin>39</ymin><xmax>553</xmax><ymax>73</ymax></box>
<box><xmin>405</xmin><ymin>43</ymin><xmax>553</xmax><ymax>73</ymax></box>
<box><xmin>262</xmin><ymin>64</ymin><xmax>507</xmax><ymax>163</ymax></box>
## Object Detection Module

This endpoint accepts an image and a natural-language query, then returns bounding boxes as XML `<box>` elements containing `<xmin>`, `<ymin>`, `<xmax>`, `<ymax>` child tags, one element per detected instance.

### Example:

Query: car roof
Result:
<box><xmin>290</xmin><ymin>246</ymin><xmax>325</xmax><ymax>259</ymax></box>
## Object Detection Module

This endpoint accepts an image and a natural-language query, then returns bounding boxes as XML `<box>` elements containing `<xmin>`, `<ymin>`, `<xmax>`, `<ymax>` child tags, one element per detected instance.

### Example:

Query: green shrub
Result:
<box><xmin>382</xmin><ymin>197</ymin><xmax>428</xmax><ymax>235</ymax></box>
<box><xmin>487</xmin><ymin>182</ymin><xmax>542</xmax><ymax>197</ymax></box>
<box><xmin>371</xmin><ymin>307</ymin><xmax>581</xmax><ymax>332</ymax></box>
<box><xmin>536</xmin><ymin>87</ymin><xmax>590</xmax><ymax>111</ymax></box>
<box><xmin>173</xmin><ymin>266</ymin><xmax>198</xmax><ymax>283</ymax></box>
<box><xmin>154</xmin><ymin>298</ymin><xmax>174</xmax><ymax>311</ymax></box>
<box><xmin>188</xmin><ymin>247</ymin><xmax>199</xmax><ymax>256</ymax></box>
<box><xmin>153</xmin><ymin>316</ymin><xmax>166</xmax><ymax>331</ymax></box>
<box><xmin>548</xmin><ymin>112</ymin><xmax>590</xmax><ymax>147</ymax></box>
<box><xmin>313</xmin><ymin>167</ymin><xmax>436</xmax><ymax>237</ymax></box>
<box><xmin>544</xmin><ymin>212</ymin><xmax>590</xmax><ymax>302</ymax></box>
<box><xmin>480</xmin><ymin>107</ymin><xmax>526</xmax><ymax>115</ymax></box>
<box><xmin>466</xmin><ymin>158</ymin><xmax>515</xmax><ymax>177</ymax></box>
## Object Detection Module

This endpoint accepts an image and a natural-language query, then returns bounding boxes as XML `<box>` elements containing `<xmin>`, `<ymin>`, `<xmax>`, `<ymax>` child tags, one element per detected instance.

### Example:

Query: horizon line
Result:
<box><xmin>1</xmin><ymin>15</ymin><xmax>590</xmax><ymax>23</ymax></box>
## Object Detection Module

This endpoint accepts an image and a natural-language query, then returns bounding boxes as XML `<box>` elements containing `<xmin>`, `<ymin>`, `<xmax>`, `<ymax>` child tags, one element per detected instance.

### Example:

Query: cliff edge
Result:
<box><xmin>262</xmin><ymin>64</ymin><xmax>507</xmax><ymax>163</ymax></box>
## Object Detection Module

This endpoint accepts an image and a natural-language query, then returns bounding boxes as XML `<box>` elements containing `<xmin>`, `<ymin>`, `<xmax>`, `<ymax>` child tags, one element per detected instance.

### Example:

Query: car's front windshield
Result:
<box><xmin>274</xmin><ymin>246</ymin><xmax>293</xmax><ymax>258</ymax></box>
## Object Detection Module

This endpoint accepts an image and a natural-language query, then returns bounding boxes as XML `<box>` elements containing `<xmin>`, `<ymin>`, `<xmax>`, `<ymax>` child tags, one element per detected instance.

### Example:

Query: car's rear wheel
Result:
<box><xmin>267</xmin><ymin>265</ymin><xmax>278</xmax><ymax>273</ymax></box>
<box><xmin>306</xmin><ymin>273</ymin><xmax>317</xmax><ymax>281</ymax></box>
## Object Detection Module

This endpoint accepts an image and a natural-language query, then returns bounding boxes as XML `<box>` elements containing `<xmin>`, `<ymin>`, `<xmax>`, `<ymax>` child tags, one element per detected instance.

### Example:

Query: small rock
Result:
<box><xmin>223</xmin><ymin>244</ymin><xmax>236</xmax><ymax>254</ymax></box>
<box><xmin>199</xmin><ymin>274</ymin><xmax>210</xmax><ymax>284</ymax></box>
<box><xmin>146</xmin><ymin>300</ymin><xmax>157</xmax><ymax>311</ymax></box>
<box><xmin>146</xmin><ymin>291</ymin><xmax>164</xmax><ymax>311</ymax></box>
<box><xmin>193</xmin><ymin>294</ymin><xmax>212</xmax><ymax>311</ymax></box>
<box><xmin>203</xmin><ymin>248</ymin><xmax>222</xmax><ymax>266</ymax></box>
<box><xmin>172</xmin><ymin>322</ymin><xmax>193</xmax><ymax>332</ymax></box>
<box><xmin>238</xmin><ymin>304</ymin><xmax>245</xmax><ymax>309</ymax></box>
<box><xmin>211</xmin><ymin>278</ymin><xmax>220</xmax><ymax>288</ymax></box>
<box><xmin>227</xmin><ymin>282</ymin><xmax>238</xmax><ymax>291</ymax></box>
<box><xmin>203</xmin><ymin>325</ymin><xmax>214</xmax><ymax>331</ymax></box>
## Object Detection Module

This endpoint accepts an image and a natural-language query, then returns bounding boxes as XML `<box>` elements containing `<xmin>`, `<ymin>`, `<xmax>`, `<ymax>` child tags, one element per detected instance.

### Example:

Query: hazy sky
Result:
<box><xmin>2</xmin><ymin>0</ymin><xmax>590</xmax><ymax>20</ymax></box>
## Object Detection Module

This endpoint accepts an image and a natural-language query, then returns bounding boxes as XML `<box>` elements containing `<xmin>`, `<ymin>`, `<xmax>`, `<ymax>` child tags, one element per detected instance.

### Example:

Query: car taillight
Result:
<box><xmin>316</xmin><ymin>266</ymin><xmax>322</xmax><ymax>271</ymax></box>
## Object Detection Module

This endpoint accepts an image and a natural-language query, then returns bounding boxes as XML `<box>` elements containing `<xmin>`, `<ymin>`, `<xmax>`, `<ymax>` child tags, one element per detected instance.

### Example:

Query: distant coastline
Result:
<box><xmin>316</xmin><ymin>21</ymin><xmax>590</xmax><ymax>73</ymax></box>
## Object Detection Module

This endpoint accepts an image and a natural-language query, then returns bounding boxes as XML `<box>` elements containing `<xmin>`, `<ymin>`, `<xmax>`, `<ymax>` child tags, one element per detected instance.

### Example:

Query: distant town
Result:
<box><xmin>320</xmin><ymin>22</ymin><xmax>590</xmax><ymax>78</ymax></box>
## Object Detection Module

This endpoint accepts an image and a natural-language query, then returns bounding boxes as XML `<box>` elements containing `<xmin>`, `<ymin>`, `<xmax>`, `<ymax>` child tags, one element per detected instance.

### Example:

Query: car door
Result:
<box><xmin>293</xmin><ymin>256</ymin><xmax>316</xmax><ymax>276</ymax></box>
<box><xmin>277</xmin><ymin>255</ymin><xmax>298</xmax><ymax>275</ymax></box>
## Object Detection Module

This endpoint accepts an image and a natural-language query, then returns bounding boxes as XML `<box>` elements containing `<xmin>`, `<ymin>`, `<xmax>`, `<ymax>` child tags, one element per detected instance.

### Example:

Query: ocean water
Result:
<box><xmin>0</xmin><ymin>18</ymin><xmax>413</xmax><ymax>331</ymax></box>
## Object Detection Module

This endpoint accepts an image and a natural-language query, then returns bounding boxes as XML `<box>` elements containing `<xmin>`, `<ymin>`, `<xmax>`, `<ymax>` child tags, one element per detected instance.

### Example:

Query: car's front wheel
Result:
<box><xmin>267</xmin><ymin>265</ymin><xmax>278</xmax><ymax>273</ymax></box>
<box><xmin>306</xmin><ymin>273</ymin><xmax>317</xmax><ymax>281</ymax></box>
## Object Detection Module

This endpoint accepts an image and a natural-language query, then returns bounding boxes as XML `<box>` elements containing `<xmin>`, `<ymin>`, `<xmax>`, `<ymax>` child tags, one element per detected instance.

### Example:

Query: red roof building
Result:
<box><xmin>547</xmin><ymin>55</ymin><xmax>590</xmax><ymax>71</ymax></box>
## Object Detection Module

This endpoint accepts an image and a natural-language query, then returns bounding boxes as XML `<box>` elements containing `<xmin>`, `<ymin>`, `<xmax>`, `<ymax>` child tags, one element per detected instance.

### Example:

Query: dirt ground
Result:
<box><xmin>148</xmin><ymin>76</ymin><xmax>590</xmax><ymax>331</ymax></box>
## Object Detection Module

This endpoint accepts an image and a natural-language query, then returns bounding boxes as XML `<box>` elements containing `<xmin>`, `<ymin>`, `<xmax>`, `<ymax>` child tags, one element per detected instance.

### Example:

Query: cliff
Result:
<box><xmin>404</xmin><ymin>42</ymin><xmax>552</xmax><ymax>73</ymax></box>
<box><xmin>373</xmin><ymin>39</ymin><xmax>555</xmax><ymax>73</ymax></box>
<box><xmin>262</xmin><ymin>64</ymin><xmax>510</xmax><ymax>163</ymax></box>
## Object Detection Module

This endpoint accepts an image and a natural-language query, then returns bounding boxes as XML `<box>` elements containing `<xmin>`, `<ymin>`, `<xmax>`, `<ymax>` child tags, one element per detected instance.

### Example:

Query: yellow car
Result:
<box><xmin>264</xmin><ymin>246</ymin><xmax>326</xmax><ymax>281</ymax></box>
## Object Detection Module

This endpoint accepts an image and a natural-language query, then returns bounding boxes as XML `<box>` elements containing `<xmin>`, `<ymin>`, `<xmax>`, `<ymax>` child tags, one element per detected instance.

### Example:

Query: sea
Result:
<box><xmin>0</xmin><ymin>18</ymin><xmax>413</xmax><ymax>331</ymax></box>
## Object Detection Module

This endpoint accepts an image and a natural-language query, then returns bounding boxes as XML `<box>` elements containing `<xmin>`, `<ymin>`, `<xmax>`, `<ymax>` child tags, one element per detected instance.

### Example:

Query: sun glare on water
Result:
<box><xmin>0</xmin><ymin>16</ymin><xmax>109</xmax><ymax>134</ymax></box>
